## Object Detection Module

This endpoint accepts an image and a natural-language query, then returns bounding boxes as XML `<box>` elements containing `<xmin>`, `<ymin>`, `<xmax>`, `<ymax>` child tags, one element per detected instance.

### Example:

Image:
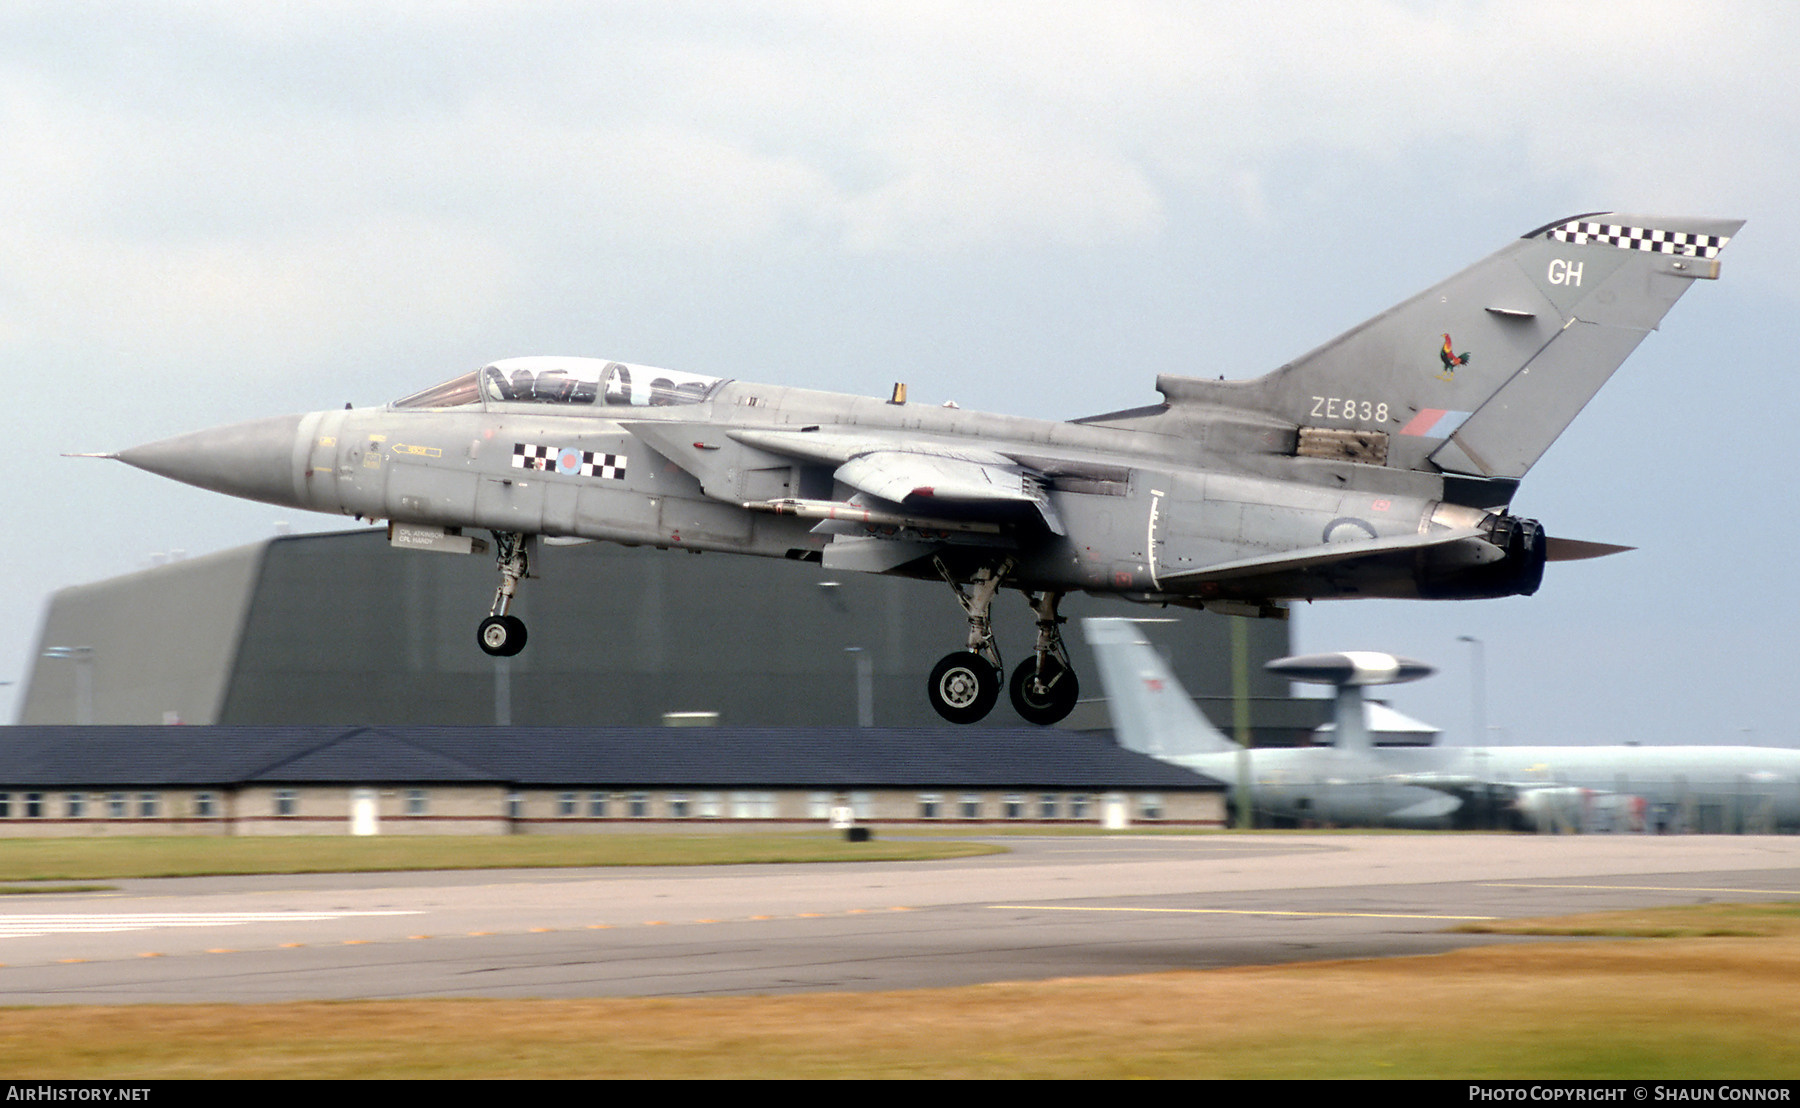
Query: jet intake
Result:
<box><xmin>1418</xmin><ymin>513</ymin><xmax>1547</xmax><ymax>599</ymax></box>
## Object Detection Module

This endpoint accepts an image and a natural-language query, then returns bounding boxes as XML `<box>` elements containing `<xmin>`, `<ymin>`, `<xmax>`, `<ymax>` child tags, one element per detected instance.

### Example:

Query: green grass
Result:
<box><xmin>0</xmin><ymin>833</ymin><xmax>1003</xmax><ymax>881</ymax></box>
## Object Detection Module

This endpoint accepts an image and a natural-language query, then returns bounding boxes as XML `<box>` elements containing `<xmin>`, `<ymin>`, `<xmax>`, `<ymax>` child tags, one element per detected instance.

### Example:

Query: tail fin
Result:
<box><xmin>1157</xmin><ymin>213</ymin><xmax>1743</xmax><ymax>481</ymax></box>
<box><xmin>1080</xmin><ymin>618</ymin><xmax>1238</xmax><ymax>757</ymax></box>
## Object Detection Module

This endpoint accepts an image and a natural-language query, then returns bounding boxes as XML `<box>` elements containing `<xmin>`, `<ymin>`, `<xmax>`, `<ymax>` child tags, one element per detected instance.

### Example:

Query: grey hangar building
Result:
<box><xmin>9</xmin><ymin>528</ymin><xmax>1322</xmax><ymax>834</ymax></box>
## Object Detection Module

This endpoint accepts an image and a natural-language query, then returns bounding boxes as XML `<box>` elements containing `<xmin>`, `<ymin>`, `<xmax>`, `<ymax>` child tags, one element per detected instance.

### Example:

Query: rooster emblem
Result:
<box><xmin>1436</xmin><ymin>333</ymin><xmax>1471</xmax><ymax>381</ymax></box>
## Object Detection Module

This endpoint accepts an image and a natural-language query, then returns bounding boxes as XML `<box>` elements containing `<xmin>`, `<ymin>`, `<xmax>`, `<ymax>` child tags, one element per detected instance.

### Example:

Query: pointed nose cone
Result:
<box><xmin>116</xmin><ymin>413</ymin><xmax>308</xmax><ymax>508</ymax></box>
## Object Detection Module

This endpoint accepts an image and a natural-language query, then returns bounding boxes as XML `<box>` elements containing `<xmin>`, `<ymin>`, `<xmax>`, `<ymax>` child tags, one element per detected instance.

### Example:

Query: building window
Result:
<box><xmin>697</xmin><ymin>792</ymin><xmax>721</xmax><ymax>819</ymax></box>
<box><xmin>0</xmin><ymin>793</ymin><xmax>10</xmax><ymax>818</ymax></box>
<box><xmin>557</xmin><ymin>792</ymin><xmax>578</xmax><ymax>817</ymax></box>
<box><xmin>959</xmin><ymin>794</ymin><xmax>982</xmax><ymax>820</ymax></box>
<box><xmin>917</xmin><ymin>793</ymin><xmax>941</xmax><ymax>819</ymax></box>
<box><xmin>506</xmin><ymin>793</ymin><xmax>524</xmax><ymax>819</ymax></box>
<box><xmin>807</xmin><ymin>792</ymin><xmax>832</xmax><ymax>819</ymax></box>
<box><xmin>667</xmin><ymin>794</ymin><xmax>690</xmax><ymax>818</ymax></box>
<box><xmin>65</xmin><ymin>794</ymin><xmax>86</xmax><ymax>819</ymax></box>
<box><xmin>1003</xmin><ymin>794</ymin><xmax>1025</xmax><ymax>820</ymax></box>
<box><xmin>274</xmin><ymin>790</ymin><xmax>297</xmax><ymax>817</ymax></box>
<box><xmin>23</xmin><ymin>793</ymin><xmax>43</xmax><ymax>819</ymax></box>
<box><xmin>729</xmin><ymin>792</ymin><xmax>774</xmax><ymax>819</ymax></box>
<box><xmin>851</xmin><ymin>791</ymin><xmax>874</xmax><ymax>820</ymax></box>
<box><xmin>406</xmin><ymin>789</ymin><xmax>429</xmax><ymax>816</ymax></box>
<box><xmin>1137</xmin><ymin>794</ymin><xmax>1164</xmax><ymax>821</ymax></box>
<box><xmin>1039</xmin><ymin>794</ymin><xmax>1059</xmax><ymax>820</ymax></box>
<box><xmin>194</xmin><ymin>793</ymin><xmax>216</xmax><ymax>818</ymax></box>
<box><xmin>138</xmin><ymin>793</ymin><xmax>160</xmax><ymax>819</ymax></box>
<box><xmin>586</xmin><ymin>792</ymin><xmax>608</xmax><ymax>818</ymax></box>
<box><xmin>628</xmin><ymin>793</ymin><xmax>650</xmax><ymax>818</ymax></box>
<box><xmin>107</xmin><ymin>793</ymin><xmax>126</xmax><ymax>819</ymax></box>
<box><xmin>1068</xmin><ymin>794</ymin><xmax>1090</xmax><ymax>820</ymax></box>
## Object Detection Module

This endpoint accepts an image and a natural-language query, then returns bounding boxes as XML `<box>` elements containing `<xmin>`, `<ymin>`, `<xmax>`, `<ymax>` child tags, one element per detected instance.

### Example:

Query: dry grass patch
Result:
<box><xmin>3</xmin><ymin>903</ymin><xmax>1798</xmax><ymax>1079</ymax></box>
<box><xmin>1453</xmin><ymin>900</ymin><xmax>1800</xmax><ymax>939</ymax></box>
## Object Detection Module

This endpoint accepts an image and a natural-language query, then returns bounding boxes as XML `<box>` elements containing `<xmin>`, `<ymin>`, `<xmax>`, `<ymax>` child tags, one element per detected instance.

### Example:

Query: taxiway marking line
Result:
<box><xmin>0</xmin><ymin>911</ymin><xmax>420</xmax><ymax>938</ymax></box>
<box><xmin>0</xmin><ymin>905</ymin><xmax>923</xmax><ymax>960</ymax></box>
<box><xmin>990</xmin><ymin>905</ymin><xmax>1496</xmax><ymax>921</ymax></box>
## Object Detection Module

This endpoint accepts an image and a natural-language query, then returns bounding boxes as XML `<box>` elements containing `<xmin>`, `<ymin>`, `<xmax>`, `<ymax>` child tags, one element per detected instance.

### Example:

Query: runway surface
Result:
<box><xmin>3</xmin><ymin>833</ymin><xmax>1798</xmax><ymax>1005</ymax></box>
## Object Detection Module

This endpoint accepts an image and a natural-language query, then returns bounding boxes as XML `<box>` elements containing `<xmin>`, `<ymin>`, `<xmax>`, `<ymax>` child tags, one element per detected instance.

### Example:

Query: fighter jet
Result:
<box><xmin>1082</xmin><ymin>618</ymin><xmax>1800</xmax><ymax>831</ymax></box>
<box><xmin>100</xmin><ymin>213</ymin><xmax>1740</xmax><ymax>726</ymax></box>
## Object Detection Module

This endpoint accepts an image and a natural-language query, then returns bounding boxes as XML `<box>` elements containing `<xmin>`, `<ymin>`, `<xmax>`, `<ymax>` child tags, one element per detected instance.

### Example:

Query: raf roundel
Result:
<box><xmin>511</xmin><ymin>443</ymin><xmax>628</xmax><ymax>481</ymax></box>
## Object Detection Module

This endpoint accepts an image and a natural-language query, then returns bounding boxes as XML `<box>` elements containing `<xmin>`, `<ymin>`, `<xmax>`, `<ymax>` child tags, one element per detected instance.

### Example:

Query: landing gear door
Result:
<box><xmin>476</xmin><ymin>475</ymin><xmax>547</xmax><ymax>533</ymax></box>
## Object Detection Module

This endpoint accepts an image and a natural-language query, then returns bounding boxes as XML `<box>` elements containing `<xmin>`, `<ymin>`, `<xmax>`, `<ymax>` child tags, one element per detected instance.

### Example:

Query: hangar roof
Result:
<box><xmin>0</xmin><ymin>726</ymin><xmax>1222</xmax><ymax>790</ymax></box>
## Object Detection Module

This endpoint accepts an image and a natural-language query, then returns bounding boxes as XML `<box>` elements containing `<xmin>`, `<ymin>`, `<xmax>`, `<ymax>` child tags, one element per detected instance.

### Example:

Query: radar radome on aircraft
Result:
<box><xmin>95</xmin><ymin>213</ymin><xmax>1741</xmax><ymax>725</ymax></box>
<box><xmin>1082</xmin><ymin>617</ymin><xmax>1800</xmax><ymax>831</ymax></box>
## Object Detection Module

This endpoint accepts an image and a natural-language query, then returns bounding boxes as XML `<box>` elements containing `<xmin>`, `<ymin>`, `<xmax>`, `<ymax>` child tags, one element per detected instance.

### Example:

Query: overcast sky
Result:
<box><xmin>5</xmin><ymin>1</ymin><xmax>1797</xmax><ymax>744</ymax></box>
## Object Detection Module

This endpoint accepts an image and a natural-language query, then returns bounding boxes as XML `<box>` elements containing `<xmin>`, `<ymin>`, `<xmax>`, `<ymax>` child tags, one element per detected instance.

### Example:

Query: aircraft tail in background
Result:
<box><xmin>1079</xmin><ymin>618</ymin><xmax>1237</xmax><ymax>758</ymax></box>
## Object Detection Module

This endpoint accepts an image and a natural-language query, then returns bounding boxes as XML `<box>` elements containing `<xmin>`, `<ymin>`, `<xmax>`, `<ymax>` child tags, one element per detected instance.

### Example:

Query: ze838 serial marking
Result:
<box><xmin>1310</xmin><ymin>397</ymin><xmax>1390</xmax><ymax>423</ymax></box>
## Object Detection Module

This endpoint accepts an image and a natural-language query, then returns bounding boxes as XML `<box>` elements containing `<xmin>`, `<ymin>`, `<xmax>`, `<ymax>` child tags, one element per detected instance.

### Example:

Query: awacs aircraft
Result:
<box><xmin>1082</xmin><ymin>618</ymin><xmax>1800</xmax><ymax>831</ymax></box>
<box><xmin>101</xmin><ymin>213</ymin><xmax>1739</xmax><ymax>726</ymax></box>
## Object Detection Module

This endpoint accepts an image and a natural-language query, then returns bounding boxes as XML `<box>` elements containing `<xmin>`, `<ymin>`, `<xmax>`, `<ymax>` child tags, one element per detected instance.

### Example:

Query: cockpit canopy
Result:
<box><xmin>392</xmin><ymin>357</ymin><xmax>726</xmax><ymax>410</ymax></box>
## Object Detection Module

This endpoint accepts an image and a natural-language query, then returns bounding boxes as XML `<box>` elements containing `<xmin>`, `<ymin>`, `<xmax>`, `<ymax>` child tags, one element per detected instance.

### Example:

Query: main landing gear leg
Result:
<box><xmin>927</xmin><ymin>557</ymin><xmax>1013</xmax><ymax>724</ymax></box>
<box><xmin>1009</xmin><ymin>591</ymin><xmax>1079</xmax><ymax>726</ymax></box>
<box><xmin>477</xmin><ymin>530</ymin><xmax>530</xmax><ymax>657</ymax></box>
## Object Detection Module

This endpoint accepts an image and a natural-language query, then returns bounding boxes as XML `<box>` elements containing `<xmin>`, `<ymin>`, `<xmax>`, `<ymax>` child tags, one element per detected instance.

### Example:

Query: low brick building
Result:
<box><xmin>0</xmin><ymin>725</ymin><xmax>1225</xmax><ymax>836</ymax></box>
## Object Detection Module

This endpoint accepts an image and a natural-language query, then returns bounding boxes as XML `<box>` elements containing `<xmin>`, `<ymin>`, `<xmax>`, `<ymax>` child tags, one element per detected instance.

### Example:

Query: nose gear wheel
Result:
<box><xmin>477</xmin><ymin>531</ymin><xmax>533</xmax><ymax>657</ymax></box>
<box><xmin>478</xmin><ymin>614</ymin><xmax>527</xmax><ymax>657</ymax></box>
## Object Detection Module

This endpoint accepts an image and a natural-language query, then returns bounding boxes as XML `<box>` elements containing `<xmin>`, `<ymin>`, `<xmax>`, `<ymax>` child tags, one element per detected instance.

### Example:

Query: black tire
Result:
<box><xmin>477</xmin><ymin>614</ymin><xmax>528</xmax><ymax>657</ymax></box>
<box><xmin>1009</xmin><ymin>657</ymin><xmax>1079</xmax><ymax>726</ymax></box>
<box><xmin>927</xmin><ymin>651</ymin><xmax>1001</xmax><ymax>724</ymax></box>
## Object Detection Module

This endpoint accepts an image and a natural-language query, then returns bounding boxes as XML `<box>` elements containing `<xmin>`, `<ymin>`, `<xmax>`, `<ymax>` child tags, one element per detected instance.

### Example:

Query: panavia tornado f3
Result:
<box><xmin>100</xmin><ymin>213</ymin><xmax>1741</xmax><ymax>725</ymax></box>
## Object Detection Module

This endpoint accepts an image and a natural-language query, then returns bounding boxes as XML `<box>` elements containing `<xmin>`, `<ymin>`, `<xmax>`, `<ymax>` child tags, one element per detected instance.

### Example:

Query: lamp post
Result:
<box><xmin>493</xmin><ymin>655</ymin><xmax>511</xmax><ymax>727</ymax></box>
<box><xmin>845</xmin><ymin>646</ymin><xmax>873</xmax><ymax>727</ymax></box>
<box><xmin>41</xmin><ymin>646</ymin><xmax>95</xmax><ymax>725</ymax></box>
<box><xmin>1456</xmin><ymin>635</ymin><xmax>1485</xmax><ymax>749</ymax></box>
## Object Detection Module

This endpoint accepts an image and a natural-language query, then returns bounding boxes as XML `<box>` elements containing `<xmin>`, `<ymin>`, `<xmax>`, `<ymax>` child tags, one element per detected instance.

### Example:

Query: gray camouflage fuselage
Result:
<box><xmin>164</xmin><ymin>383</ymin><xmax>1464</xmax><ymax>604</ymax></box>
<box><xmin>116</xmin><ymin>212</ymin><xmax>1740</xmax><ymax>611</ymax></box>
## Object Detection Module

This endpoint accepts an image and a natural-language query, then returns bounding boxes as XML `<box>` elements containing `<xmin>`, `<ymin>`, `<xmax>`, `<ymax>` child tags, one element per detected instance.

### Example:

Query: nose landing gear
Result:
<box><xmin>476</xmin><ymin>531</ymin><xmax>532</xmax><ymax>657</ymax></box>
